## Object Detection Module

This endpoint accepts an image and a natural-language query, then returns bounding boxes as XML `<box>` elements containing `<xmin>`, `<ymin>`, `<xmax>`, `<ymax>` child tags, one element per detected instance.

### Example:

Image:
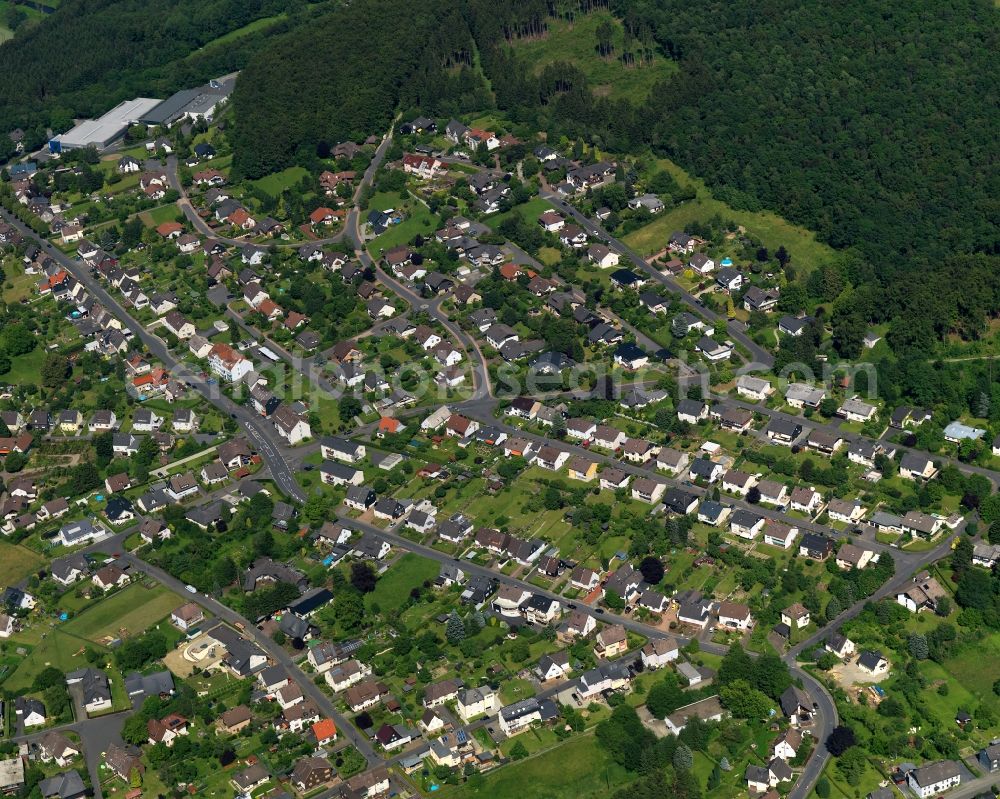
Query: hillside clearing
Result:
<box><xmin>510</xmin><ymin>11</ymin><xmax>675</xmax><ymax>103</ymax></box>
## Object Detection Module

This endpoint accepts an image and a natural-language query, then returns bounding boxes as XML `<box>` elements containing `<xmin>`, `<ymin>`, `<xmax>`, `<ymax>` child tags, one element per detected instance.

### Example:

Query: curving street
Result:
<box><xmin>6</xmin><ymin>120</ymin><xmax>996</xmax><ymax>799</ymax></box>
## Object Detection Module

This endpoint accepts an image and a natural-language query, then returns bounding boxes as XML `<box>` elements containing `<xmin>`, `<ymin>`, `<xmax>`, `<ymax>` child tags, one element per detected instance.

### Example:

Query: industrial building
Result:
<box><xmin>50</xmin><ymin>97</ymin><xmax>162</xmax><ymax>152</ymax></box>
<box><xmin>139</xmin><ymin>77</ymin><xmax>236</xmax><ymax>127</ymax></box>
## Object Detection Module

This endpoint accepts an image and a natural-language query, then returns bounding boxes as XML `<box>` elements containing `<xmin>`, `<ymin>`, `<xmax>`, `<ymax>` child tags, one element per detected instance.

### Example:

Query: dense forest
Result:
<box><xmin>228</xmin><ymin>0</ymin><xmax>491</xmax><ymax>179</ymax></box>
<box><xmin>4</xmin><ymin>0</ymin><xmax>1000</xmax><ymax>407</ymax></box>
<box><xmin>0</xmin><ymin>0</ymin><xmax>312</xmax><ymax>149</ymax></box>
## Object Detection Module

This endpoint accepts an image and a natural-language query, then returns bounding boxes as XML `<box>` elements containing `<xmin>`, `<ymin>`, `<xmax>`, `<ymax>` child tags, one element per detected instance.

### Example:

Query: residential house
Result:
<box><xmin>799</xmin><ymin>532</ymin><xmax>834</xmax><ymax>560</ymax></box>
<box><xmin>899</xmin><ymin>452</ymin><xmax>936</xmax><ymax>481</ymax></box>
<box><xmin>762</xmin><ymin>520</ymin><xmax>798</xmax><ymax>549</ymax></box>
<box><xmin>593</xmin><ymin>624</ymin><xmax>628</xmax><ymax>659</ymax></box>
<box><xmin>718</xmin><ymin>601</ymin><xmax>752</xmax><ymax>631</ymax></box>
<box><xmin>828</xmin><ymin>498</ymin><xmax>865</xmax><ymax>524</ymax></box>
<box><xmin>736</xmin><ymin>375</ymin><xmax>773</xmax><ymax>401</ymax></box>
<box><xmin>781</xmin><ymin>603</ymin><xmax>810</xmax><ymax>629</ymax></box>
<box><xmin>897</xmin><ymin>572</ymin><xmax>948</xmax><ymax>613</ymax></box>
<box><xmin>730</xmin><ymin>509</ymin><xmax>765</xmax><ymax>540</ymax></box>
<box><xmin>836</xmin><ymin>543</ymin><xmax>876</xmax><ymax>571</ymax></box>
<box><xmin>906</xmin><ymin>761</ymin><xmax>962</xmax><ymax>798</ymax></box>
<box><xmin>641</xmin><ymin>638</ymin><xmax>679</xmax><ymax>670</ymax></box>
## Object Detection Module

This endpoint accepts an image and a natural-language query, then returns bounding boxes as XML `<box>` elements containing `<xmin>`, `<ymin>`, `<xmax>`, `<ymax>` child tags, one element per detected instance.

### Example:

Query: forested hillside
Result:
<box><xmin>0</xmin><ymin>0</ymin><xmax>305</xmax><ymax>146</ymax></box>
<box><xmin>4</xmin><ymin>0</ymin><xmax>999</xmax><ymax>407</ymax></box>
<box><xmin>228</xmin><ymin>0</ymin><xmax>491</xmax><ymax>178</ymax></box>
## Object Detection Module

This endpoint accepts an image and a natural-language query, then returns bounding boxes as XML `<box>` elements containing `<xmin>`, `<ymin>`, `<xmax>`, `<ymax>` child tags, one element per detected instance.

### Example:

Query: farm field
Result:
<box><xmin>510</xmin><ymin>11</ymin><xmax>675</xmax><ymax>103</ymax></box>
<box><xmin>623</xmin><ymin>158</ymin><xmax>841</xmax><ymax>273</ymax></box>
<box><xmin>62</xmin><ymin>583</ymin><xmax>182</xmax><ymax>642</ymax></box>
<box><xmin>0</xmin><ymin>541</ymin><xmax>46</xmax><ymax>585</ymax></box>
<box><xmin>442</xmin><ymin>732</ymin><xmax>634</xmax><ymax>799</ymax></box>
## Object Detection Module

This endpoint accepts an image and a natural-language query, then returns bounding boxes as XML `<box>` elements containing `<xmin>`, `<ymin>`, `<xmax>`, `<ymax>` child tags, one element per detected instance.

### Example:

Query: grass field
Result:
<box><xmin>203</xmin><ymin>12</ymin><xmax>287</xmax><ymax>47</ymax></box>
<box><xmin>442</xmin><ymin>732</ymin><xmax>634</xmax><ymax>799</ymax></box>
<box><xmin>943</xmin><ymin>633</ymin><xmax>1000</xmax><ymax>716</ymax></box>
<box><xmin>0</xmin><ymin>0</ymin><xmax>44</xmax><ymax>42</ymax></box>
<box><xmin>365</xmin><ymin>553</ymin><xmax>439</xmax><ymax>613</ymax></box>
<box><xmin>4</xmin><ymin>347</ymin><xmax>46</xmax><ymax>386</ymax></box>
<box><xmin>510</xmin><ymin>11</ymin><xmax>675</xmax><ymax>103</ymax></box>
<box><xmin>62</xmin><ymin>583</ymin><xmax>182</xmax><ymax>642</ymax></box>
<box><xmin>0</xmin><ymin>542</ymin><xmax>46</xmax><ymax>587</ymax></box>
<box><xmin>485</xmin><ymin>197</ymin><xmax>554</xmax><ymax>231</ymax></box>
<box><xmin>252</xmin><ymin>166</ymin><xmax>309</xmax><ymax>197</ymax></box>
<box><xmin>368</xmin><ymin>192</ymin><xmax>437</xmax><ymax>252</ymax></box>
<box><xmin>1</xmin><ymin>258</ymin><xmax>38</xmax><ymax>303</ymax></box>
<box><xmin>141</xmin><ymin>204</ymin><xmax>183</xmax><ymax>227</ymax></box>
<box><xmin>623</xmin><ymin>158</ymin><xmax>841</xmax><ymax>273</ymax></box>
<box><xmin>4</xmin><ymin>629</ymin><xmax>97</xmax><ymax>691</ymax></box>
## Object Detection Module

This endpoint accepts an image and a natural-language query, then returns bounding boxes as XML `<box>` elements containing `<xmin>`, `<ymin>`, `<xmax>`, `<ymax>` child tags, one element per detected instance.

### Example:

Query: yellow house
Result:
<box><xmin>566</xmin><ymin>455</ymin><xmax>599</xmax><ymax>482</ymax></box>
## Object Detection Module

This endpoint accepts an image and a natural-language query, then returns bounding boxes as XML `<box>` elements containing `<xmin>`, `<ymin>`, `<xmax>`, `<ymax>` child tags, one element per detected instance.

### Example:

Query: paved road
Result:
<box><xmin>718</xmin><ymin>393</ymin><xmax>1000</xmax><ymax>490</ymax></box>
<box><xmin>457</xmin><ymin>397</ymin><xmax>923</xmax><ymax>564</ymax></box>
<box><xmin>0</xmin><ymin>208</ymin><xmax>306</xmax><ymax>504</ymax></box>
<box><xmin>14</xmin><ymin>709</ymin><xmax>127</xmax><ymax>799</ymax></box>
<box><xmin>342</xmin><ymin>123</ymin><xmax>492</xmax><ymax>401</ymax></box>
<box><xmin>8</xmin><ymin>134</ymin><xmax>974</xmax><ymax>798</ymax></box>
<box><xmin>782</xmin><ymin>529</ymin><xmax>957</xmax><ymax>798</ymax></box>
<box><xmin>122</xmin><ymin>553</ymin><xmax>378</xmax><ymax>763</ymax></box>
<box><xmin>165</xmin><ymin>156</ymin><xmax>346</xmax><ymax>248</ymax></box>
<box><xmin>337</xmin><ymin>510</ymin><xmax>693</xmax><ymax>650</ymax></box>
<box><xmin>343</xmin><ymin>501</ymin><xmax>841</xmax><ymax>799</ymax></box>
<box><xmin>537</xmin><ymin>187</ymin><xmax>774</xmax><ymax>369</ymax></box>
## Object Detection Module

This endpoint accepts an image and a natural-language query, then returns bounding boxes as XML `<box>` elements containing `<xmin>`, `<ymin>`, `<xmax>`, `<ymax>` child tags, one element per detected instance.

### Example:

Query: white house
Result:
<box><xmin>717</xmin><ymin>602</ymin><xmax>752</xmax><ymax>631</ymax></box>
<box><xmin>272</xmin><ymin>406</ymin><xmax>311</xmax><ymax>445</ymax></box>
<box><xmin>207</xmin><ymin>343</ymin><xmax>254</xmax><ymax>383</ymax></box>
<box><xmin>640</xmin><ymin>638</ymin><xmax>679</xmax><ymax>670</ymax></box>
<box><xmin>780</xmin><ymin>603</ymin><xmax>810</xmax><ymax>629</ymax></box>
<box><xmin>735</xmin><ymin>375</ymin><xmax>773</xmax><ymax>401</ymax></box>
<box><xmin>906</xmin><ymin>762</ymin><xmax>961</xmax><ymax>798</ymax></box>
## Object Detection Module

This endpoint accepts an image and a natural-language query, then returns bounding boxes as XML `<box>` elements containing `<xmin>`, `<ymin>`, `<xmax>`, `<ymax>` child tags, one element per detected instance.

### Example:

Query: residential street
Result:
<box><xmin>121</xmin><ymin>553</ymin><xmax>380</xmax><ymax>764</ymax></box>
<box><xmin>538</xmin><ymin>187</ymin><xmax>775</xmax><ymax>369</ymax></box>
<box><xmin>3</xmin><ymin>118</ymin><xmax>994</xmax><ymax>799</ymax></box>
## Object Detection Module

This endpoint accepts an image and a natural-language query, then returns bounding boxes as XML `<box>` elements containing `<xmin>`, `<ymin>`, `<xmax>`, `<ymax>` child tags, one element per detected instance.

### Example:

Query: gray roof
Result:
<box><xmin>909</xmin><ymin>760</ymin><xmax>961</xmax><ymax>787</ymax></box>
<box><xmin>38</xmin><ymin>770</ymin><xmax>85</xmax><ymax>799</ymax></box>
<box><xmin>779</xmin><ymin>685</ymin><xmax>811</xmax><ymax>716</ymax></box>
<box><xmin>857</xmin><ymin>649</ymin><xmax>885</xmax><ymax>670</ymax></box>
<box><xmin>50</xmin><ymin>553</ymin><xmax>89</xmax><ymax>581</ymax></box>
<box><xmin>689</xmin><ymin>458</ymin><xmax>718</xmax><ymax>478</ymax></box>
<box><xmin>124</xmin><ymin>670</ymin><xmax>174</xmax><ymax>697</ymax></box>
<box><xmin>66</xmin><ymin>668</ymin><xmax>110</xmax><ymax>706</ymax></box>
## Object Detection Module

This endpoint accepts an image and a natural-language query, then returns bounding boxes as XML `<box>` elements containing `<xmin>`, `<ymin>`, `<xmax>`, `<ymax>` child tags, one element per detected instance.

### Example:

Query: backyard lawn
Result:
<box><xmin>4</xmin><ymin>347</ymin><xmax>46</xmax><ymax>386</ymax></box>
<box><xmin>485</xmin><ymin>197</ymin><xmax>555</xmax><ymax>231</ymax></box>
<box><xmin>141</xmin><ymin>204</ymin><xmax>184</xmax><ymax>227</ymax></box>
<box><xmin>0</xmin><ymin>541</ymin><xmax>46</xmax><ymax>585</ymax></box>
<box><xmin>62</xmin><ymin>583</ymin><xmax>183</xmax><ymax>642</ymax></box>
<box><xmin>942</xmin><ymin>632</ymin><xmax>1000</xmax><ymax>717</ymax></box>
<box><xmin>4</xmin><ymin>628</ymin><xmax>98</xmax><ymax>691</ymax></box>
<box><xmin>252</xmin><ymin>166</ymin><xmax>310</xmax><ymax>197</ymax></box>
<box><xmin>365</xmin><ymin>553</ymin><xmax>440</xmax><ymax>613</ymax></box>
<box><xmin>368</xmin><ymin>191</ymin><xmax>437</xmax><ymax>253</ymax></box>
<box><xmin>623</xmin><ymin>158</ymin><xmax>841</xmax><ymax>274</ymax></box>
<box><xmin>442</xmin><ymin>732</ymin><xmax>634</xmax><ymax>799</ymax></box>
